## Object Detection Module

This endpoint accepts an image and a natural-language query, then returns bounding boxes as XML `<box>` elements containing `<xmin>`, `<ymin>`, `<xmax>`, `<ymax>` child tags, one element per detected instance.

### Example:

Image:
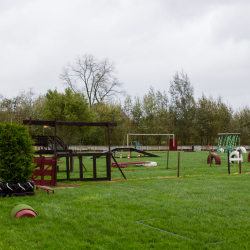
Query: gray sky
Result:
<box><xmin>0</xmin><ymin>0</ymin><xmax>249</xmax><ymax>111</ymax></box>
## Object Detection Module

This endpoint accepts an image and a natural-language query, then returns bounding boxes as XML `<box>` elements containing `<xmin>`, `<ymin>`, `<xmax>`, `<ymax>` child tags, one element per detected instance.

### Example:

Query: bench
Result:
<box><xmin>36</xmin><ymin>185</ymin><xmax>54</xmax><ymax>195</ymax></box>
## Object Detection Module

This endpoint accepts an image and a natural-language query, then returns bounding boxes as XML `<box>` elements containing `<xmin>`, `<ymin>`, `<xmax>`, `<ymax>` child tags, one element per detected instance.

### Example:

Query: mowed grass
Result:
<box><xmin>1</xmin><ymin>151</ymin><xmax>250</xmax><ymax>249</ymax></box>
<box><xmin>57</xmin><ymin>150</ymin><xmax>250</xmax><ymax>180</ymax></box>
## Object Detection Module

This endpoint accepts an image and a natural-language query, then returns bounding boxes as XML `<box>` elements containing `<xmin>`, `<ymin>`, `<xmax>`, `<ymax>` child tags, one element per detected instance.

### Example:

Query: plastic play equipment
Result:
<box><xmin>207</xmin><ymin>153</ymin><xmax>221</xmax><ymax>165</ymax></box>
<box><xmin>169</xmin><ymin>138</ymin><xmax>178</xmax><ymax>151</ymax></box>
<box><xmin>218</xmin><ymin>148</ymin><xmax>225</xmax><ymax>153</ymax></box>
<box><xmin>217</xmin><ymin>133</ymin><xmax>241</xmax><ymax>155</ymax></box>
<box><xmin>126</xmin><ymin>133</ymin><xmax>176</xmax><ymax>150</ymax></box>
<box><xmin>11</xmin><ymin>204</ymin><xmax>37</xmax><ymax>218</ymax></box>
<box><xmin>132</xmin><ymin>141</ymin><xmax>142</xmax><ymax>150</ymax></box>
<box><xmin>229</xmin><ymin>151</ymin><xmax>243</xmax><ymax>163</ymax></box>
<box><xmin>236</xmin><ymin>146</ymin><xmax>247</xmax><ymax>154</ymax></box>
<box><xmin>140</xmin><ymin>162</ymin><xmax>157</xmax><ymax>167</ymax></box>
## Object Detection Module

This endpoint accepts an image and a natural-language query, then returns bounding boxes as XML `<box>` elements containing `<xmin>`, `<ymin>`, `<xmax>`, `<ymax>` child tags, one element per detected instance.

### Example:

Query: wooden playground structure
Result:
<box><xmin>23</xmin><ymin>117</ymin><xmax>127</xmax><ymax>185</ymax></box>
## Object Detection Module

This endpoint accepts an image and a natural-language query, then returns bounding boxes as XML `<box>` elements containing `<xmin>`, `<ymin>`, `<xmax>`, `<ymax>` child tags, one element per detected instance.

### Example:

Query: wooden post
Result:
<box><xmin>111</xmin><ymin>154</ymin><xmax>127</xmax><ymax>180</ymax></box>
<box><xmin>29</xmin><ymin>116</ymin><xmax>31</xmax><ymax>136</ymax></box>
<box><xmin>209</xmin><ymin>150</ymin><xmax>212</xmax><ymax>167</ymax></box>
<box><xmin>108</xmin><ymin>123</ymin><xmax>111</xmax><ymax>153</ymax></box>
<box><xmin>228</xmin><ymin>150</ymin><xmax>230</xmax><ymax>175</ymax></box>
<box><xmin>70</xmin><ymin>153</ymin><xmax>74</xmax><ymax>172</ymax></box>
<box><xmin>93</xmin><ymin>156</ymin><xmax>97</xmax><ymax>179</ymax></box>
<box><xmin>166</xmin><ymin>150</ymin><xmax>169</xmax><ymax>169</ymax></box>
<box><xmin>54</xmin><ymin>117</ymin><xmax>57</xmax><ymax>185</ymax></box>
<box><xmin>106</xmin><ymin>153</ymin><xmax>111</xmax><ymax>181</ymax></box>
<box><xmin>66</xmin><ymin>154</ymin><xmax>70</xmax><ymax>180</ymax></box>
<box><xmin>177</xmin><ymin>152</ymin><xmax>180</xmax><ymax>177</ymax></box>
<box><xmin>79</xmin><ymin>156</ymin><xmax>83</xmax><ymax>180</ymax></box>
<box><xmin>107</xmin><ymin>123</ymin><xmax>111</xmax><ymax>180</ymax></box>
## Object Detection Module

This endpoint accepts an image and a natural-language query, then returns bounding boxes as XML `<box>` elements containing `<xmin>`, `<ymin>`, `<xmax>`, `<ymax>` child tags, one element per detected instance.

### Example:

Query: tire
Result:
<box><xmin>11</xmin><ymin>204</ymin><xmax>37</xmax><ymax>218</ymax></box>
<box><xmin>0</xmin><ymin>181</ymin><xmax>35</xmax><ymax>198</ymax></box>
<box><xmin>230</xmin><ymin>151</ymin><xmax>243</xmax><ymax>163</ymax></box>
<box><xmin>207</xmin><ymin>153</ymin><xmax>221</xmax><ymax>165</ymax></box>
<box><xmin>236</xmin><ymin>147</ymin><xmax>247</xmax><ymax>154</ymax></box>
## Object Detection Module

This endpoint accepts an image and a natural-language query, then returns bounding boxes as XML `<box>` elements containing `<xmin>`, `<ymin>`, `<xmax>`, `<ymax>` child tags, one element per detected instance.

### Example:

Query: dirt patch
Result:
<box><xmin>55</xmin><ymin>183</ymin><xmax>83</xmax><ymax>188</ymax></box>
<box><xmin>109</xmin><ymin>178</ymin><xmax>126</xmax><ymax>182</ymax></box>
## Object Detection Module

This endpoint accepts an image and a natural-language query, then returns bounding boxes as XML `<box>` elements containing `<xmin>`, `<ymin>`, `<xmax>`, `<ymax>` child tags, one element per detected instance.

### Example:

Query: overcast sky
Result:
<box><xmin>0</xmin><ymin>0</ymin><xmax>249</xmax><ymax>111</ymax></box>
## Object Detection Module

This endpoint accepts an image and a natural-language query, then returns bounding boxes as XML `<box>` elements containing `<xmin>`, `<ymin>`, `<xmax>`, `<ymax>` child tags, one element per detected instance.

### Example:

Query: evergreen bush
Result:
<box><xmin>0</xmin><ymin>123</ymin><xmax>35</xmax><ymax>183</ymax></box>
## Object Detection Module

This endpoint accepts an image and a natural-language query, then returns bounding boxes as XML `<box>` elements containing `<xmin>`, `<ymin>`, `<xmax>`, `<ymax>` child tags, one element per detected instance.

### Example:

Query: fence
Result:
<box><xmin>66</xmin><ymin>145</ymin><xmax>250</xmax><ymax>152</ymax></box>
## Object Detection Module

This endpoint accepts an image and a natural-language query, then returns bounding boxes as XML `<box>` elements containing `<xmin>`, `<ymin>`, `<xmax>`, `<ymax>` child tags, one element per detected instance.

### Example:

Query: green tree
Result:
<box><xmin>0</xmin><ymin>89</ymin><xmax>46</xmax><ymax>132</ymax></box>
<box><xmin>195</xmin><ymin>95</ymin><xmax>233</xmax><ymax>145</ymax></box>
<box><xmin>43</xmin><ymin>88</ymin><xmax>95</xmax><ymax>146</ymax></box>
<box><xmin>195</xmin><ymin>95</ymin><xmax>219</xmax><ymax>145</ymax></box>
<box><xmin>0</xmin><ymin>123</ymin><xmax>35</xmax><ymax>183</ymax></box>
<box><xmin>232</xmin><ymin>106</ymin><xmax>250</xmax><ymax>144</ymax></box>
<box><xmin>215</xmin><ymin>97</ymin><xmax>232</xmax><ymax>134</ymax></box>
<box><xmin>122</xmin><ymin>95</ymin><xmax>133</xmax><ymax>134</ymax></box>
<box><xmin>84</xmin><ymin>102</ymin><xmax>124</xmax><ymax>145</ymax></box>
<box><xmin>169</xmin><ymin>71</ymin><xmax>196</xmax><ymax>145</ymax></box>
<box><xmin>141</xmin><ymin>87</ymin><xmax>169</xmax><ymax>144</ymax></box>
<box><xmin>126</xmin><ymin>88</ymin><xmax>169</xmax><ymax>146</ymax></box>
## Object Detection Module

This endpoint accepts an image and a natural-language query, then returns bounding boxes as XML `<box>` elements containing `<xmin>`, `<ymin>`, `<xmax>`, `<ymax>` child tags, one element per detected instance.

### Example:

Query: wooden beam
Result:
<box><xmin>23</xmin><ymin>120</ymin><xmax>55</xmax><ymax>126</ymax></box>
<box><xmin>56</xmin><ymin>121</ymin><xmax>117</xmax><ymax>127</ymax></box>
<box><xmin>23</xmin><ymin>120</ymin><xmax>117</xmax><ymax>127</ymax></box>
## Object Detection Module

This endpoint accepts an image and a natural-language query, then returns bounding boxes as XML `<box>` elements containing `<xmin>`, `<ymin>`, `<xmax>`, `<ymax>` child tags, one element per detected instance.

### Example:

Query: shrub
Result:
<box><xmin>0</xmin><ymin>123</ymin><xmax>35</xmax><ymax>183</ymax></box>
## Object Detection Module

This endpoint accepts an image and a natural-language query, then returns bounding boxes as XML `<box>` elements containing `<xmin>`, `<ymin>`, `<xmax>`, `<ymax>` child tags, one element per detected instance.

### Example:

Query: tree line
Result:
<box><xmin>0</xmin><ymin>55</ymin><xmax>249</xmax><ymax>146</ymax></box>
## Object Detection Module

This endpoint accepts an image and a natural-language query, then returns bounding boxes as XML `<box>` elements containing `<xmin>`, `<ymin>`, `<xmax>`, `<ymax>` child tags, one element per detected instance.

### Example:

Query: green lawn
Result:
<box><xmin>1</xmin><ymin>151</ymin><xmax>250</xmax><ymax>249</ymax></box>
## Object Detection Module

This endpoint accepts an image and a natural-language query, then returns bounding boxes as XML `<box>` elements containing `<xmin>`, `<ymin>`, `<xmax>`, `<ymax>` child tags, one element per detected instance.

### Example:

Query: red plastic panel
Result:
<box><xmin>169</xmin><ymin>138</ymin><xmax>178</xmax><ymax>151</ymax></box>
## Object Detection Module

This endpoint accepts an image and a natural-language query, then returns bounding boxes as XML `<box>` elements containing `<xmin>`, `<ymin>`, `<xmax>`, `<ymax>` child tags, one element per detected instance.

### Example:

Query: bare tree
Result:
<box><xmin>60</xmin><ymin>54</ymin><xmax>124</xmax><ymax>107</ymax></box>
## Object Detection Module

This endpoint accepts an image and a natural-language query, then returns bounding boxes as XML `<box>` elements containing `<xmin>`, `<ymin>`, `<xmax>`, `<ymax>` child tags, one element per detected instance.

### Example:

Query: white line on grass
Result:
<box><xmin>136</xmin><ymin>219</ymin><xmax>224</xmax><ymax>245</ymax></box>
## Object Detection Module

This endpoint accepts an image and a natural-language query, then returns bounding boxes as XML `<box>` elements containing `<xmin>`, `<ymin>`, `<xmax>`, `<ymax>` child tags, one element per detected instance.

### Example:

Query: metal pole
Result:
<box><xmin>228</xmin><ymin>150</ymin><xmax>230</xmax><ymax>175</ymax></box>
<box><xmin>239</xmin><ymin>135</ymin><xmax>241</xmax><ymax>174</ymax></box>
<box><xmin>177</xmin><ymin>152</ymin><xmax>180</xmax><ymax>177</ymax></box>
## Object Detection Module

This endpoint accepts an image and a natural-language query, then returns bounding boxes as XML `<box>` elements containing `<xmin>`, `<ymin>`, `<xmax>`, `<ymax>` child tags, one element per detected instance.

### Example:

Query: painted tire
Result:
<box><xmin>15</xmin><ymin>209</ymin><xmax>37</xmax><ymax>218</ymax></box>
<box><xmin>0</xmin><ymin>181</ymin><xmax>35</xmax><ymax>197</ymax></box>
<box><xmin>236</xmin><ymin>147</ymin><xmax>247</xmax><ymax>154</ymax></box>
<box><xmin>230</xmin><ymin>151</ymin><xmax>243</xmax><ymax>163</ymax></box>
<box><xmin>207</xmin><ymin>153</ymin><xmax>221</xmax><ymax>165</ymax></box>
<box><xmin>11</xmin><ymin>204</ymin><xmax>37</xmax><ymax>218</ymax></box>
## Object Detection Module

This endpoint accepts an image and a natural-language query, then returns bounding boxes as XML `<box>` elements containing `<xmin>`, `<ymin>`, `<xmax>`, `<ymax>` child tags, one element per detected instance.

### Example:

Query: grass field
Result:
<box><xmin>1</xmin><ymin>150</ymin><xmax>250</xmax><ymax>249</ymax></box>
